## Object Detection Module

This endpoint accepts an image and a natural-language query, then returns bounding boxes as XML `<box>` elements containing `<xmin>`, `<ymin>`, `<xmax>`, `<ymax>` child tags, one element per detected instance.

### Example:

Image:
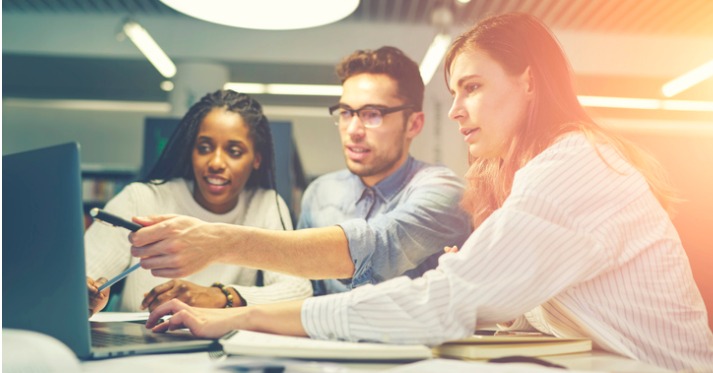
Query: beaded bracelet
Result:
<box><xmin>211</xmin><ymin>282</ymin><xmax>234</xmax><ymax>308</ymax></box>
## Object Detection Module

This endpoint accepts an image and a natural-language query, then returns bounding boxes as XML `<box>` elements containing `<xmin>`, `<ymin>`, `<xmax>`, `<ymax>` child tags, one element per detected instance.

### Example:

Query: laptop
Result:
<box><xmin>2</xmin><ymin>142</ymin><xmax>218</xmax><ymax>359</ymax></box>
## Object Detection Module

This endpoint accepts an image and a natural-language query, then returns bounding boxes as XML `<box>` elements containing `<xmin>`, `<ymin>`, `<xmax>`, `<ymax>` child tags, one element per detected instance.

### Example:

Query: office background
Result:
<box><xmin>3</xmin><ymin>0</ymin><xmax>713</xmax><ymax>329</ymax></box>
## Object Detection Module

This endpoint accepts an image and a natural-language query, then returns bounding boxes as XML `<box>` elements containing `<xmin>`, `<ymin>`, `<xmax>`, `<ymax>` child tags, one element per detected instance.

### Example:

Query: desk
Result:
<box><xmin>81</xmin><ymin>350</ymin><xmax>670</xmax><ymax>373</ymax></box>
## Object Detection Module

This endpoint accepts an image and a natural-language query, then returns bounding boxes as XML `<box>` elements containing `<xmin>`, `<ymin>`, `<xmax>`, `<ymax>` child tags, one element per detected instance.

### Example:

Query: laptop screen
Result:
<box><xmin>3</xmin><ymin>142</ymin><xmax>93</xmax><ymax>358</ymax></box>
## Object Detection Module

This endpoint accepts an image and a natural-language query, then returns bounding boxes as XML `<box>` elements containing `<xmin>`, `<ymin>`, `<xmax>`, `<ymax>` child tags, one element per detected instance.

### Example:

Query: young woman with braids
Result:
<box><xmin>86</xmin><ymin>90</ymin><xmax>311</xmax><ymax>315</ymax></box>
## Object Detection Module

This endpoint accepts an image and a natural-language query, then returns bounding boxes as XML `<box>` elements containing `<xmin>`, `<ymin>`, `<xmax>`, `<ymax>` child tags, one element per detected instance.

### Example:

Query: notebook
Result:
<box><xmin>2</xmin><ymin>142</ymin><xmax>218</xmax><ymax>359</ymax></box>
<box><xmin>432</xmin><ymin>333</ymin><xmax>592</xmax><ymax>360</ymax></box>
<box><xmin>220</xmin><ymin>330</ymin><xmax>433</xmax><ymax>361</ymax></box>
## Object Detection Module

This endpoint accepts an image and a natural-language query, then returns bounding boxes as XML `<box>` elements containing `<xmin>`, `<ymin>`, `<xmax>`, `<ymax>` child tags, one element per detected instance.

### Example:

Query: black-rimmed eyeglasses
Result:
<box><xmin>328</xmin><ymin>104</ymin><xmax>414</xmax><ymax>128</ymax></box>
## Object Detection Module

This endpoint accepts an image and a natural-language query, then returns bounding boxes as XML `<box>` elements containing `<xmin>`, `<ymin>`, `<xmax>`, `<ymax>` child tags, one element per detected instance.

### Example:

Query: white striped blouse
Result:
<box><xmin>302</xmin><ymin>133</ymin><xmax>713</xmax><ymax>372</ymax></box>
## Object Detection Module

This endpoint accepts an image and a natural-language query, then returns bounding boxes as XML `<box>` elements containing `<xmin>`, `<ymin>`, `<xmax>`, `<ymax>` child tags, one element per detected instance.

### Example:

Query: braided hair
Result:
<box><xmin>142</xmin><ymin>89</ymin><xmax>276</xmax><ymax>191</ymax></box>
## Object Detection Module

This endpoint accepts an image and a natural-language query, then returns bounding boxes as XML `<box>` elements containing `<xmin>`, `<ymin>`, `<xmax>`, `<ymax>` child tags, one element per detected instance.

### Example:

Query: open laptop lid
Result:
<box><xmin>3</xmin><ymin>143</ymin><xmax>216</xmax><ymax>360</ymax></box>
<box><xmin>3</xmin><ymin>142</ymin><xmax>94</xmax><ymax>358</ymax></box>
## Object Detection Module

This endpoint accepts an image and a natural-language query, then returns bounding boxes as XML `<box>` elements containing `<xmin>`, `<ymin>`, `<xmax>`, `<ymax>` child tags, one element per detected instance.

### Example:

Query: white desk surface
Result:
<box><xmin>81</xmin><ymin>349</ymin><xmax>670</xmax><ymax>373</ymax></box>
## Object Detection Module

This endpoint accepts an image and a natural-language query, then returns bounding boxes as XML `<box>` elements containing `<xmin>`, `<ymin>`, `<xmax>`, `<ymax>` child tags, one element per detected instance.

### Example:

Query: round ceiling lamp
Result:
<box><xmin>160</xmin><ymin>0</ymin><xmax>360</xmax><ymax>30</ymax></box>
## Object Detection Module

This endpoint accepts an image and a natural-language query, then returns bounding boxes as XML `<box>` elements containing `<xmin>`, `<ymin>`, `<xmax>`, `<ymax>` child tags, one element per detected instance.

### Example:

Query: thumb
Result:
<box><xmin>96</xmin><ymin>277</ymin><xmax>108</xmax><ymax>287</ymax></box>
<box><xmin>132</xmin><ymin>214</ymin><xmax>177</xmax><ymax>227</ymax></box>
<box><xmin>96</xmin><ymin>277</ymin><xmax>111</xmax><ymax>295</ymax></box>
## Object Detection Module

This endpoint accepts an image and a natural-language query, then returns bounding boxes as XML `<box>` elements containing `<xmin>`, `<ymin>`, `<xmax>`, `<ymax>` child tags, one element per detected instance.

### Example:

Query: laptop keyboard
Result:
<box><xmin>92</xmin><ymin>331</ymin><xmax>149</xmax><ymax>347</ymax></box>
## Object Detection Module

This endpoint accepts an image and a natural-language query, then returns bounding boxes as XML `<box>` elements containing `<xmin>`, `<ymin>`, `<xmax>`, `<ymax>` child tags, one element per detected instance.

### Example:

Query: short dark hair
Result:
<box><xmin>143</xmin><ymin>89</ymin><xmax>276</xmax><ymax>190</ymax></box>
<box><xmin>336</xmin><ymin>46</ymin><xmax>424</xmax><ymax>111</ymax></box>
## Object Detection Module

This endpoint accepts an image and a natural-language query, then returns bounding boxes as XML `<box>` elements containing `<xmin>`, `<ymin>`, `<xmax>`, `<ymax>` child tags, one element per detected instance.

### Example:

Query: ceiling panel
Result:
<box><xmin>4</xmin><ymin>0</ymin><xmax>713</xmax><ymax>36</ymax></box>
<box><xmin>3</xmin><ymin>0</ymin><xmax>713</xmax><ymax>108</ymax></box>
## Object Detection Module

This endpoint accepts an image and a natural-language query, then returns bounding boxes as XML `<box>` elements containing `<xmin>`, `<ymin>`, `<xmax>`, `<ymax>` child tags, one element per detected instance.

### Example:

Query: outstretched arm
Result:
<box><xmin>129</xmin><ymin>215</ymin><xmax>354</xmax><ymax>279</ymax></box>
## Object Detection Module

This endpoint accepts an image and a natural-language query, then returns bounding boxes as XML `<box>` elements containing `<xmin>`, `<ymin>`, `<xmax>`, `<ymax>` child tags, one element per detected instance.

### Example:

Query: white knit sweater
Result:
<box><xmin>85</xmin><ymin>178</ymin><xmax>312</xmax><ymax>311</ymax></box>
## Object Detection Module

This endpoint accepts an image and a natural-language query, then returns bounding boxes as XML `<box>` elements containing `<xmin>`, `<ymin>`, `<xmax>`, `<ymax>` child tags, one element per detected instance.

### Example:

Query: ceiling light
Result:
<box><xmin>224</xmin><ymin>83</ymin><xmax>342</xmax><ymax>96</ymax></box>
<box><xmin>420</xmin><ymin>33</ymin><xmax>452</xmax><ymax>85</ymax></box>
<box><xmin>160</xmin><ymin>80</ymin><xmax>174</xmax><ymax>92</ymax></box>
<box><xmin>122</xmin><ymin>20</ymin><xmax>176</xmax><ymax>78</ymax></box>
<box><xmin>578</xmin><ymin>95</ymin><xmax>713</xmax><ymax>112</ymax></box>
<box><xmin>420</xmin><ymin>4</ymin><xmax>454</xmax><ymax>86</ymax></box>
<box><xmin>661</xmin><ymin>59</ymin><xmax>713</xmax><ymax>97</ymax></box>
<box><xmin>160</xmin><ymin>0</ymin><xmax>359</xmax><ymax>30</ymax></box>
<box><xmin>578</xmin><ymin>96</ymin><xmax>661</xmax><ymax>110</ymax></box>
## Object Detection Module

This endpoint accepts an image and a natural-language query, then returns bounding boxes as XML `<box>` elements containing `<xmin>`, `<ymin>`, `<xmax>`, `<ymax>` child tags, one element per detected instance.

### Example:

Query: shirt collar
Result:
<box><xmin>368</xmin><ymin>155</ymin><xmax>414</xmax><ymax>201</ymax></box>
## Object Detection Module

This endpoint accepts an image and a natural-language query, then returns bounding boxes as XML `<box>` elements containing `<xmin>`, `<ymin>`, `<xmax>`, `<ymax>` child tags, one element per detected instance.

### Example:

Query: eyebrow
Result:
<box><xmin>196</xmin><ymin>136</ymin><xmax>248</xmax><ymax>147</ymax></box>
<box><xmin>449</xmin><ymin>74</ymin><xmax>482</xmax><ymax>94</ymax></box>
<box><xmin>337</xmin><ymin>103</ymin><xmax>390</xmax><ymax>110</ymax></box>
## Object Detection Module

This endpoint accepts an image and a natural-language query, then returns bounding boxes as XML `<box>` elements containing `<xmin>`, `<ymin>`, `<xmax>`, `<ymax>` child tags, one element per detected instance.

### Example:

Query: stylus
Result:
<box><xmin>97</xmin><ymin>263</ymin><xmax>141</xmax><ymax>292</ymax></box>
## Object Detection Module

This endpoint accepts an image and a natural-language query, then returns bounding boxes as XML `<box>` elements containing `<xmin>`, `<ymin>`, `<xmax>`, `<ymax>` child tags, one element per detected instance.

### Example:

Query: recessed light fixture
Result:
<box><xmin>224</xmin><ymin>83</ymin><xmax>342</xmax><ymax>96</ymax></box>
<box><xmin>419</xmin><ymin>33</ymin><xmax>452</xmax><ymax>85</ymax></box>
<box><xmin>420</xmin><ymin>5</ymin><xmax>453</xmax><ymax>86</ymax></box>
<box><xmin>122</xmin><ymin>20</ymin><xmax>176</xmax><ymax>78</ymax></box>
<box><xmin>160</xmin><ymin>0</ymin><xmax>359</xmax><ymax>30</ymax></box>
<box><xmin>160</xmin><ymin>80</ymin><xmax>174</xmax><ymax>92</ymax></box>
<box><xmin>578</xmin><ymin>96</ymin><xmax>713</xmax><ymax>112</ymax></box>
<box><xmin>661</xmin><ymin>59</ymin><xmax>713</xmax><ymax>98</ymax></box>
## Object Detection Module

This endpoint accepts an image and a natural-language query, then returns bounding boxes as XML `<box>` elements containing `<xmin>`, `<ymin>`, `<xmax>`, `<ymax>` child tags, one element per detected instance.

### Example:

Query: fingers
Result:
<box><xmin>135</xmin><ymin>255</ymin><xmax>190</xmax><ymax>279</ymax></box>
<box><xmin>128</xmin><ymin>215</ymin><xmax>178</xmax><ymax>249</ymax></box>
<box><xmin>443</xmin><ymin>245</ymin><xmax>459</xmax><ymax>254</ymax></box>
<box><xmin>141</xmin><ymin>280</ymin><xmax>176</xmax><ymax>310</ymax></box>
<box><xmin>87</xmin><ymin>277</ymin><xmax>99</xmax><ymax>293</ymax></box>
<box><xmin>151</xmin><ymin>309</ymin><xmax>224</xmax><ymax>339</ymax></box>
<box><xmin>88</xmin><ymin>277</ymin><xmax>108</xmax><ymax>295</ymax></box>
<box><xmin>97</xmin><ymin>277</ymin><xmax>110</xmax><ymax>296</ymax></box>
<box><xmin>132</xmin><ymin>214</ymin><xmax>176</xmax><ymax>227</ymax></box>
<box><xmin>150</xmin><ymin>268</ymin><xmax>189</xmax><ymax>279</ymax></box>
<box><xmin>151</xmin><ymin>310</ymin><xmax>202</xmax><ymax>337</ymax></box>
<box><xmin>88</xmin><ymin>277</ymin><xmax>110</xmax><ymax>316</ymax></box>
<box><xmin>96</xmin><ymin>277</ymin><xmax>108</xmax><ymax>287</ymax></box>
<box><xmin>146</xmin><ymin>298</ymin><xmax>189</xmax><ymax>328</ymax></box>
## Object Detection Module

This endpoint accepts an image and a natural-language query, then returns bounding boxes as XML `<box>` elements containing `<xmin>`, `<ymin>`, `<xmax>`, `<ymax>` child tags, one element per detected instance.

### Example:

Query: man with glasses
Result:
<box><xmin>129</xmin><ymin>47</ymin><xmax>471</xmax><ymax>297</ymax></box>
<box><xmin>302</xmin><ymin>46</ymin><xmax>472</xmax><ymax>294</ymax></box>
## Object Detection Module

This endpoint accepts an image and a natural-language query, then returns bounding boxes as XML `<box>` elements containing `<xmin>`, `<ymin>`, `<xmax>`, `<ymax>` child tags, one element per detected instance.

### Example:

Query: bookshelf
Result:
<box><xmin>81</xmin><ymin>165</ymin><xmax>137</xmax><ymax>228</ymax></box>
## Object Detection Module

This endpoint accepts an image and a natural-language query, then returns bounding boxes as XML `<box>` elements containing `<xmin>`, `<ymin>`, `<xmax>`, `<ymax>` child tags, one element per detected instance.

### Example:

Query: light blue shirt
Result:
<box><xmin>298</xmin><ymin>156</ymin><xmax>472</xmax><ymax>294</ymax></box>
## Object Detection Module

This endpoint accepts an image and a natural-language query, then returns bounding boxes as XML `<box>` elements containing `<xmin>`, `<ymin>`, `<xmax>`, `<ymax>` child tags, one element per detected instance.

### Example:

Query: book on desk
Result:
<box><xmin>219</xmin><ymin>330</ymin><xmax>591</xmax><ymax>362</ymax></box>
<box><xmin>432</xmin><ymin>333</ymin><xmax>592</xmax><ymax>360</ymax></box>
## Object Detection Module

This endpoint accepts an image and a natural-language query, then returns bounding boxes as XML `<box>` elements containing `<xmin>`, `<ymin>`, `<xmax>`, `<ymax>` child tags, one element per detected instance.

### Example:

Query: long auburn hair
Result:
<box><xmin>444</xmin><ymin>13</ymin><xmax>677</xmax><ymax>228</ymax></box>
<box><xmin>142</xmin><ymin>89</ymin><xmax>276</xmax><ymax>190</ymax></box>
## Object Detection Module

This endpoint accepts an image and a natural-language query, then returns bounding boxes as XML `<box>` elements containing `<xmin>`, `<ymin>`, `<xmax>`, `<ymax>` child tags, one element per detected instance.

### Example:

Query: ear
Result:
<box><xmin>519</xmin><ymin>66</ymin><xmax>534</xmax><ymax>95</ymax></box>
<box><xmin>405</xmin><ymin>111</ymin><xmax>425</xmax><ymax>140</ymax></box>
<box><xmin>253</xmin><ymin>153</ymin><xmax>262</xmax><ymax>170</ymax></box>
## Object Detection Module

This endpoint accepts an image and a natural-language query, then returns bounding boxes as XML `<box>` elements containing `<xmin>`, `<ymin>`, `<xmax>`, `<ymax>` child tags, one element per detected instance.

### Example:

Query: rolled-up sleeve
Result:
<box><xmin>339</xmin><ymin>168</ymin><xmax>471</xmax><ymax>288</ymax></box>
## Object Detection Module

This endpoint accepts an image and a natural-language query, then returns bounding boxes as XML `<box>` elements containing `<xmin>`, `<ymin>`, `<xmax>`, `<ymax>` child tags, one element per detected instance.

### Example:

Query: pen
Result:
<box><xmin>89</xmin><ymin>208</ymin><xmax>142</xmax><ymax>231</ymax></box>
<box><xmin>89</xmin><ymin>208</ymin><xmax>143</xmax><ymax>291</ymax></box>
<box><xmin>98</xmin><ymin>262</ymin><xmax>141</xmax><ymax>292</ymax></box>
